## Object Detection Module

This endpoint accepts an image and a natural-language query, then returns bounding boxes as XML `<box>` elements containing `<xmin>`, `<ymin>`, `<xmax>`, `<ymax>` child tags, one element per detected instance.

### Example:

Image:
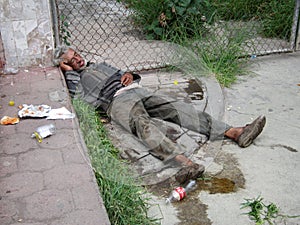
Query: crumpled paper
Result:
<box><xmin>18</xmin><ymin>104</ymin><xmax>75</xmax><ymax>120</ymax></box>
<box><xmin>46</xmin><ymin>107</ymin><xmax>75</xmax><ymax>120</ymax></box>
<box><xmin>18</xmin><ymin>104</ymin><xmax>51</xmax><ymax>118</ymax></box>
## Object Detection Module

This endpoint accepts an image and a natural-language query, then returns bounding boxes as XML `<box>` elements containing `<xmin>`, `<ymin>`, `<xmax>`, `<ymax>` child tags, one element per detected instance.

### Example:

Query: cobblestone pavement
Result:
<box><xmin>0</xmin><ymin>67</ymin><xmax>110</xmax><ymax>225</ymax></box>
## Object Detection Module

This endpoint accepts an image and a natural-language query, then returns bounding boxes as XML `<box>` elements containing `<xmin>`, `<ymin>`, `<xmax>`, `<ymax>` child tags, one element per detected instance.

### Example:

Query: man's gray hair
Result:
<box><xmin>53</xmin><ymin>45</ymin><xmax>73</xmax><ymax>66</ymax></box>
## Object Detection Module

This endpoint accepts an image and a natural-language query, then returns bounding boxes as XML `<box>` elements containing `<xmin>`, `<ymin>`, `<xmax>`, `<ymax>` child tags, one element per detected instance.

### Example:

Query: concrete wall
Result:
<box><xmin>0</xmin><ymin>0</ymin><xmax>54</xmax><ymax>70</ymax></box>
<box><xmin>0</xmin><ymin>32</ymin><xmax>5</xmax><ymax>73</ymax></box>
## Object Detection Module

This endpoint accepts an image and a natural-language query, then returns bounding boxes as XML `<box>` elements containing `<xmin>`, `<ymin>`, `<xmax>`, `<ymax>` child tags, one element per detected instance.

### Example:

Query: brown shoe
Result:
<box><xmin>237</xmin><ymin>115</ymin><xmax>266</xmax><ymax>148</ymax></box>
<box><xmin>175</xmin><ymin>163</ymin><xmax>205</xmax><ymax>184</ymax></box>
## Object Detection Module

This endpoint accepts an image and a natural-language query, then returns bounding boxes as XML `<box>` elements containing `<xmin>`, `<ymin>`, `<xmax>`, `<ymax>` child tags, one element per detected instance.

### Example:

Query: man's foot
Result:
<box><xmin>175</xmin><ymin>163</ymin><xmax>205</xmax><ymax>184</ymax></box>
<box><xmin>236</xmin><ymin>115</ymin><xmax>266</xmax><ymax>148</ymax></box>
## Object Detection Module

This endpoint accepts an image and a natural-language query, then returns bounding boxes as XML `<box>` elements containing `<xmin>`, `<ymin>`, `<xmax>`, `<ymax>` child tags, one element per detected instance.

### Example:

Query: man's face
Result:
<box><xmin>62</xmin><ymin>48</ymin><xmax>86</xmax><ymax>70</ymax></box>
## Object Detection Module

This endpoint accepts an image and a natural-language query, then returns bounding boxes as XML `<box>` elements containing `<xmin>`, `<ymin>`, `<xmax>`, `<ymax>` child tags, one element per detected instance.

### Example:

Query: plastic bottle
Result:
<box><xmin>165</xmin><ymin>180</ymin><xmax>196</xmax><ymax>204</ymax></box>
<box><xmin>31</xmin><ymin>124</ymin><xmax>56</xmax><ymax>143</ymax></box>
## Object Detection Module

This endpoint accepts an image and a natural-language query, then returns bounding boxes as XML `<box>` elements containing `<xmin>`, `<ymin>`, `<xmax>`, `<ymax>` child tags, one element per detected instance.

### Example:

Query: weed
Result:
<box><xmin>190</xmin><ymin>21</ymin><xmax>250</xmax><ymax>87</ymax></box>
<box><xmin>210</xmin><ymin>0</ymin><xmax>295</xmax><ymax>40</ymax></box>
<box><xmin>241</xmin><ymin>196</ymin><xmax>300</xmax><ymax>225</ymax></box>
<box><xmin>119</xmin><ymin>0</ymin><xmax>215</xmax><ymax>41</ymax></box>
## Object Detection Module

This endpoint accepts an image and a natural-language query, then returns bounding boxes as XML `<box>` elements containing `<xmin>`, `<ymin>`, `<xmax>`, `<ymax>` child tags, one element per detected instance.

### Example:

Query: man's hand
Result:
<box><xmin>59</xmin><ymin>61</ymin><xmax>73</xmax><ymax>72</ymax></box>
<box><xmin>121</xmin><ymin>73</ymin><xmax>133</xmax><ymax>86</ymax></box>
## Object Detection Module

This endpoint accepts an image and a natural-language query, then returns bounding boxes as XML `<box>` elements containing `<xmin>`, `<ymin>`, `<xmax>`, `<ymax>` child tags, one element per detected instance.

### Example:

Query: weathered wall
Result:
<box><xmin>0</xmin><ymin>32</ymin><xmax>5</xmax><ymax>73</ymax></box>
<box><xmin>0</xmin><ymin>0</ymin><xmax>54</xmax><ymax>70</ymax></box>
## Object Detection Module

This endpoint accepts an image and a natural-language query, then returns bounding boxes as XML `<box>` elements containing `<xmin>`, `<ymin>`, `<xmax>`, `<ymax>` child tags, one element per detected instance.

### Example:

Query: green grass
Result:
<box><xmin>198</xmin><ymin>32</ymin><xmax>250</xmax><ymax>87</ymax></box>
<box><xmin>170</xmin><ymin>20</ymin><xmax>250</xmax><ymax>87</ymax></box>
<box><xmin>210</xmin><ymin>0</ymin><xmax>295</xmax><ymax>40</ymax></box>
<box><xmin>72</xmin><ymin>99</ymin><xmax>158</xmax><ymax>225</ymax></box>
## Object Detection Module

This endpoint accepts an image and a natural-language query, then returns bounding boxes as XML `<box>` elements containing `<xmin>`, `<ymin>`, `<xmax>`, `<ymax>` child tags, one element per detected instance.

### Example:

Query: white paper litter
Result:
<box><xmin>18</xmin><ymin>104</ymin><xmax>51</xmax><ymax>118</ymax></box>
<box><xmin>46</xmin><ymin>107</ymin><xmax>75</xmax><ymax>120</ymax></box>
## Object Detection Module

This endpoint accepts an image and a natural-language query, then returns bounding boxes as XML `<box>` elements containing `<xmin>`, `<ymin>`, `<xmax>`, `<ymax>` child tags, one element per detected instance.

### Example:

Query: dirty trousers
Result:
<box><xmin>108</xmin><ymin>88</ymin><xmax>231</xmax><ymax>162</ymax></box>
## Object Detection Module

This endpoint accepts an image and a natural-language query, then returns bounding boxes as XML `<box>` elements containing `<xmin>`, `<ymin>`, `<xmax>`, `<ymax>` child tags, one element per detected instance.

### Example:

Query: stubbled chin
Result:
<box><xmin>79</xmin><ymin>59</ymin><xmax>87</xmax><ymax>70</ymax></box>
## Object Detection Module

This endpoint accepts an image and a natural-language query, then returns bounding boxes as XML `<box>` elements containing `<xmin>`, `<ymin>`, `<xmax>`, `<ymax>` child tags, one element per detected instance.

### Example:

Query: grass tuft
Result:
<box><xmin>72</xmin><ymin>99</ymin><xmax>159</xmax><ymax>225</ymax></box>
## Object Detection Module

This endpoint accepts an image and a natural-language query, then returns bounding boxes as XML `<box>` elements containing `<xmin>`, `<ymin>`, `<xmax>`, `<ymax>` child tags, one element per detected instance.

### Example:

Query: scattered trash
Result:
<box><xmin>165</xmin><ymin>180</ymin><xmax>196</xmax><ymax>204</ymax></box>
<box><xmin>18</xmin><ymin>104</ymin><xmax>74</xmax><ymax>120</ymax></box>
<box><xmin>0</xmin><ymin>116</ymin><xmax>20</xmax><ymax>125</ymax></box>
<box><xmin>46</xmin><ymin>107</ymin><xmax>75</xmax><ymax>120</ymax></box>
<box><xmin>8</xmin><ymin>100</ymin><xmax>15</xmax><ymax>106</ymax></box>
<box><xmin>18</xmin><ymin>104</ymin><xmax>51</xmax><ymax>118</ymax></box>
<box><xmin>31</xmin><ymin>124</ymin><xmax>56</xmax><ymax>143</ymax></box>
<box><xmin>3</xmin><ymin>67</ymin><xmax>19</xmax><ymax>75</ymax></box>
<box><xmin>250</xmin><ymin>54</ymin><xmax>257</xmax><ymax>59</ymax></box>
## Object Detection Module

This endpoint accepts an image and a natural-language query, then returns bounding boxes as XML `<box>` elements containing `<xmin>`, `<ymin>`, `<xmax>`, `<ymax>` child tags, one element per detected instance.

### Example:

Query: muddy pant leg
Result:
<box><xmin>108</xmin><ymin>90</ymin><xmax>184</xmax><ymax>162</ymax></box>
<box><xmin>143</xmin><ymin>95</ymin><xmax>231</xmax><ymax>140</ymax></box>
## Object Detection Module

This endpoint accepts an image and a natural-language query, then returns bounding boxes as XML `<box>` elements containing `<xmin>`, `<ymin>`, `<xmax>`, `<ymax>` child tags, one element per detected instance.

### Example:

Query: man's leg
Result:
<box><xmin>108</xmin><ymin>89</ymin><xmax>188</xmax><ymax>162</ymax></box>
<box><xmin>143</xmin><ymin>95</ymin><xmax>231</xmax><ymax>140</ymax></box>
<box><xmin>144</xmin><ymin>95</ymin><xmax>266</xmax><ymax>147</ymax></box>
<box><xmin>108</xmin><ymin>89</ymin><xmax>204</xmax><ymax>183</ymax></box>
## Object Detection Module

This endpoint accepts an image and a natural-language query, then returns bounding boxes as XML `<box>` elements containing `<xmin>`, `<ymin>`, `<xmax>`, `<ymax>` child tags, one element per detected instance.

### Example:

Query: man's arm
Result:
<box><xmin>59</xmin><ymin>61</ymin><xmax>81</xmax><ymax>97</ymax></box>
<box><xmin>96</xmin><ymin>62</ymin><xmax>141</xmax><ymax>86</ymax></box>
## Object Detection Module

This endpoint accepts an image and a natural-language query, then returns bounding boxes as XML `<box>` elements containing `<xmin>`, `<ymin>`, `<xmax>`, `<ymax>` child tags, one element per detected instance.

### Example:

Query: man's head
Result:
<box><xmin>53</xmin><ymin>46</ymin><xmax>87</xmax><ymax>71</ymax></box>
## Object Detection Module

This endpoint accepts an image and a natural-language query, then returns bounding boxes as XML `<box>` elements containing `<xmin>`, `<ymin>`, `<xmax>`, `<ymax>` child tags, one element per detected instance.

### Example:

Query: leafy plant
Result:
<box><xmin>59</xmin><ymin>15</ymin><xmax>71</xmax><ymax>46</ymax></box>
<box><xmin>119</xmin><ymin>0</ymin><xmax>215</xmax><ymax>42</ymax></box>
<box><xmin>259</xmin><ymin>0</ymin><xmax>295</xmax><ymax>40</ymax></box>
<box><xmin>241</xmin><ymin>196</ymin><xmax>300</xmax><ymax>225</ymax></box>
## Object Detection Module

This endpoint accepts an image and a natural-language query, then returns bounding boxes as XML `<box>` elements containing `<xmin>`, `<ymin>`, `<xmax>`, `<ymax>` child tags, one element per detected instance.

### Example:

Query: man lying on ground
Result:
<box><xmin>53</xmin><ymin>46</ymin><xmax>266</xmax><ymax>184</ymax></box>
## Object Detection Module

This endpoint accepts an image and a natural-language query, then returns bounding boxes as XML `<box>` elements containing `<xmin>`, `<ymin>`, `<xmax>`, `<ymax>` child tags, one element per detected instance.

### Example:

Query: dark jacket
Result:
<box><xmin>64</xmin><ymin>62</ymin><xmax>141</xmax><ymax>112</ymax></box>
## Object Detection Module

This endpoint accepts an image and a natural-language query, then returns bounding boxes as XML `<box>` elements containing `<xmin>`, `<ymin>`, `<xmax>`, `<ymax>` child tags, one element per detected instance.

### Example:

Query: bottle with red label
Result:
<box><xmin>165</xmin><ymin>180</ymin><xmax>196</xmax><ymax>204</ymax></box>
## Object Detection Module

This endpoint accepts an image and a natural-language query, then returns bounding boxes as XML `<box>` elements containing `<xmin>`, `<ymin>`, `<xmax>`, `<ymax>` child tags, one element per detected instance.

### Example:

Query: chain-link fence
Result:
<box><xmin>53</xmin><ymin>0</ymin><xmax>299</xmax><ymax>72</ymax></box>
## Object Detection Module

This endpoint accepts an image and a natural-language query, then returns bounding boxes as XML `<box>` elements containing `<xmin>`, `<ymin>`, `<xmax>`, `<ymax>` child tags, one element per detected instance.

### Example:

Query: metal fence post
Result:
<box><xmin>296</xmin><ymin>0</ymin><xmax>300</xmax><ymax>50</ymax></box>
<box><xmin>49</xmin><ymin>0</ymin><xmax>60</xmax><ymax>47</ymax></box>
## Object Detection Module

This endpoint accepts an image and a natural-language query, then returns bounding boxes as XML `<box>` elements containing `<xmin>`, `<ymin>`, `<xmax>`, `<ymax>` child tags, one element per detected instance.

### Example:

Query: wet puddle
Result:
<box><xmin>184</xmin><ymin>79</ymin><xmax>204</xmax><ymax>100</ymax></box>
<box><xmin>148</xmin><ymin>176</ymin><xmax>238</xmax><ymax>225</ymax></box>
<box><xmin>148</xmin><ymin>158</ymin><xmax>244</xmax><ymax>225</ymax></box>
<box><xmin>197</xmin><ymin>177</ymin><xmax>236</xmax><ymax>194</ymax></box>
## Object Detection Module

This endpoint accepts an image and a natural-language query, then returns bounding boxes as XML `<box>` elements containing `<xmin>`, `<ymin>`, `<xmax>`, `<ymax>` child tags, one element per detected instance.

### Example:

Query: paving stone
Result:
<box><xmin>72</xmin><ymin>183</ymin><xmax>104</xmax><ymax>210</ymax></box>
<box><xmin>24</xmin><ymin>189</ymin><xmax>73</xmax><ymax>220</ymax></box>
<box><xmin>139</xmin><ymin>73</ymin><xmax>159</xmax><ymax>86</ymax></box>
<box><xmin>18</xmin><ymin>149</ymin><xmax>63</xmax><ymax>172</ymax></box>
<box><xmin>0</xmin><ymin>172</ymin><xmax>43</xmax><ymax>198</ymax></box>
<box><xmin>0</xmin><ymin>199</ymin><xmax>17</xmax><ymax>225</ymax></box>
<box><xmin>61</xmin><ymin>143</ymin><xmax>89</xmax><ymax>164</ymax></box>
<box><xmin>0</xmin><ymin>132</ymin><xmax>38</xmax><ymax>155</ymax></box>
<box><xmin>15</xmin><ymin>119</ymin><xmax>52</xmax><ymax>134</ymax></box>
<box><xmin>36</xmin><ymin>129</ymin><xmax>75</xmax><ymax>150</ymax></box>
<box><xmin>0</xmin><ymin>156</ymin><xmax>17</xmax><ymax>177</ymax></box>
<box><xmin>44</xmin><ymin>164</ymin><xmax>93</xmax><ymax>190</ymax></box>
<box><xmin>0</xmin><ymin>123</ymin><xmax>17</xmax><ymax>136</ymax></box>
<box><xmin>10</xmin><ymin>223</ymin><xmax>44</xmax><ymax>225</ymax></box>
<box><xmin>50</xmin><ymin>209</ymin><xmax>110</xmax><ymax>225</ymax></box>
<box><xmin>0</xmin><ymin>67</ymin><xmax>110</xmax><ymax>224</ymax></box>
